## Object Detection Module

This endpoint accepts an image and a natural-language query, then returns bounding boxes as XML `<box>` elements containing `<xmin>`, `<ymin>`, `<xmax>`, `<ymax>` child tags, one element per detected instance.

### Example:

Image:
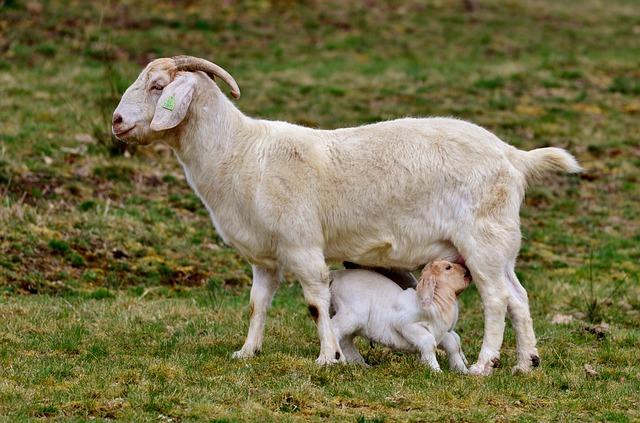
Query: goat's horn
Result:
<box><xmin>172</xmin><ymin>55</ymin><xmax>241</xmax><ymax>99</ymax></box>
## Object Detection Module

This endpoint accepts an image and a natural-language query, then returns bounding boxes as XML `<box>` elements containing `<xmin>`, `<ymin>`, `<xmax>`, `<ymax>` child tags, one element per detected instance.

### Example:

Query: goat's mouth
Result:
<box><xmin>112</xmin><ymin>125</ymin><xmax>136</xmax><ymax>139</ymax></box>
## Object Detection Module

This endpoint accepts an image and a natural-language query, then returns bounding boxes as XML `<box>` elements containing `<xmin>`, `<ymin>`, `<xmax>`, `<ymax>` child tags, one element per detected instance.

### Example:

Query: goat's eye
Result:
<box><xmin>445</xmin><ymin>265</ymin><xmax>452</xmax><ymax>270</ymax></box>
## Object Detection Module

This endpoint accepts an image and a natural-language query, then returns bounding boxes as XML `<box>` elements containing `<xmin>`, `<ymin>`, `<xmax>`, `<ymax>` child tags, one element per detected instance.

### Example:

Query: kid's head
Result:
<box><xmin>417</xmin><ymin>260</ymin><xmax>472</xmax><ymax>308</ymax></box>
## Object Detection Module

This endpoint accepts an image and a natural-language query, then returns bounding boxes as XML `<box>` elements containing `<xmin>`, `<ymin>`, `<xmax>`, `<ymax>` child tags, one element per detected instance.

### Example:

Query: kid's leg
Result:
<box><xmin>400</xmin><ymin>323</ymin><xmax>441</xmax><ymax>372</ymax></box>
<box><xmin>331</xmin><ymin>312</ymin><xmax>364</xmax><ymax>364</ymax></box>
<box><xmin>439</xmin><ymin>331</ymin><xmax>468</xmax><ymax>374</ymax></box>
<box><xmin>340</xmin><ymin>335</ymin><xmax>366</xmax><ymax>365</ymax></box>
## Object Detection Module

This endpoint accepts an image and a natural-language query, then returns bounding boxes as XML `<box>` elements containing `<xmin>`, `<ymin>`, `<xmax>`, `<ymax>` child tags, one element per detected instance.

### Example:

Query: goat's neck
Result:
<box><xmin>171</xmin><ymin>90</ymin><xmax>250</xmax><ymax>175</ymax></box>
<box><xmin>164</xmin><ymin>87</ymin><xmax>268</xmax><ymax>252</ymax></box>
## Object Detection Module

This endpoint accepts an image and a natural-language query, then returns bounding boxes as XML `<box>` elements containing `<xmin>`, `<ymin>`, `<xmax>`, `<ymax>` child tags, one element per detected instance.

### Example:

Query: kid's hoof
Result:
<box><xmin>469</xmin><ymin>361</ymin><xmax>495</xmax><ymax>376</ymax></box>
<box><xmin>316</xmin><ymin>352</ymin><xmax>345</xmax><ymax>366</ymax></box>
<box><xmin>451</xmin><ymin>365</ymin><xmax>469</xmax><ymax>374</ymax></box>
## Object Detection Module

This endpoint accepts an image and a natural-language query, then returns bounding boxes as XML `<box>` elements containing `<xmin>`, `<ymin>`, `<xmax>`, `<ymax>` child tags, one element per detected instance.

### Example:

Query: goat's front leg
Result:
<box><xmin>284</xmin><ymin>247</ymin><xmax>344</xmax><ymax>365</ymax></box>
<box><xmin>232</xmin><ymin>265</ymin><xmax>281</xmax><ymax>359</ymax></box>
<box><xmin>400</xmin><ymin>323</ymin><xmax>441</xmax><ymax>372</ymax></box>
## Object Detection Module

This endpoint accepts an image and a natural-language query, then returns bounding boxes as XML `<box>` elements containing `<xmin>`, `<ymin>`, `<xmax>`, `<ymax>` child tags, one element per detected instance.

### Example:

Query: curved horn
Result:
<box><xmin>172</xmin><ymin>56</ymin><xmax>241</xmax><ymax>99</ymax></box>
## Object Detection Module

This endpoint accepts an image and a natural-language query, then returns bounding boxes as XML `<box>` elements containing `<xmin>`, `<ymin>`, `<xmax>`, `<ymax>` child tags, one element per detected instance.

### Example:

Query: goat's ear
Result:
<box><xmin>150</xmin><ymin>73</ymin><xmax>197</xmax><ymax>131</ymax></box>
<box><xmin>417</xmin><ymin>270</ymin><xmax>436</xmax><ymax>307</ymax></box>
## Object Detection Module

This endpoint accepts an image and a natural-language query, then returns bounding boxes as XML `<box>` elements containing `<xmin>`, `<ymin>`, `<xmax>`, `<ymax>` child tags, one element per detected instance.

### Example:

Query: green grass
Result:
<box><xmin>1</xmin><ymin>0</ymin><xmax>639</xmax><ymax>420</ymax></box>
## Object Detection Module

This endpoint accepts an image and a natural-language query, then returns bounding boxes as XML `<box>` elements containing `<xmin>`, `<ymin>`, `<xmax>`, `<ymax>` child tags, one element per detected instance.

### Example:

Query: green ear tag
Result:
<box><xmin>162</xmin><ymin>95</ymin><xmax>176</xmax><ymax>111</ymax></box>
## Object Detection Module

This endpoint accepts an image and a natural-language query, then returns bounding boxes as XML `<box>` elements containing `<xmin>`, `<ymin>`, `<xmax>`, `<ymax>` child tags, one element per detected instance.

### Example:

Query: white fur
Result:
<box><xmin>330</xmin><ymin>269</ymin><xmax>468</xmax><ymax>373</ymax></box>
<box><xmin>112</xmin><ymin>58</ymin><xmax>581</xmax><ymax>373</ymax></box>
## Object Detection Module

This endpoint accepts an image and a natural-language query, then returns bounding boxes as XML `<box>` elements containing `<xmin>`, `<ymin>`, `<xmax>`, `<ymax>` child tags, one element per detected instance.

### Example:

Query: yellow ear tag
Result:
<box><xmin>162</xmin><ymin>95</ymin><xmax>176</xmax><ymax>111</ymax></box>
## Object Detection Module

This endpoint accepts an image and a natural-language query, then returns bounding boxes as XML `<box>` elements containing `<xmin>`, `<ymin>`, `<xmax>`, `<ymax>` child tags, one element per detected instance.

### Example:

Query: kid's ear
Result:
<box><xmin>150</xmin><ymin>73</ymin><xmax>197</xmax><ymax>131</ymax></box>
<box><xmin>417</xmin><ymin>270</ymin><xmax>436</xmax><ymax>307</ymax></box>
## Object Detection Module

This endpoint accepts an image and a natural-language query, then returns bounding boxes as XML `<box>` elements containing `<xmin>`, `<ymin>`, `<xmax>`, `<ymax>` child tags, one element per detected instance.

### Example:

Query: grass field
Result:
<box><xmin>1</xmin><ymin>0</ymin><xmax>639</xmax><ymax>420</ymax></box>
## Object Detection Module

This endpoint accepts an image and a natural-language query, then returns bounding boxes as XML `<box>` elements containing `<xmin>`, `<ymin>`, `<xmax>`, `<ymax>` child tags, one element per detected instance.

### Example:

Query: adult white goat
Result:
<box><xmin>112</xmin><ymin>56</ymin><xmax>581</xmax><ymax>375</ymax></box>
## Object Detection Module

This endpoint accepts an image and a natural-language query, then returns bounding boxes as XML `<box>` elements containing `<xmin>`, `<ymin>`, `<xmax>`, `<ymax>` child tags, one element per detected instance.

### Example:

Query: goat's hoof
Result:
<box><xmin>512</xmin><ymin>354</ymin><xmax>540</xmax><ymax>374</ymax></box>
<box><xmin>512</xmin><ymin>364</ymin><xmax>530</xmax><ymax>374</ymax></box>
<box><xmin>232</xmin><ymin>348</ymin><xmax>257</xmax><ymax>360</ymax></box>
<box><xmin>531</xmin><ymin>354</ymin><xmax>541</xmax><ymax>367</ymax></box>
<box><xmin>469</xmin><ymin>362</ymin><xmax>494</xmax><ymax>376</ymax></box>
<box><xmin>511</xmin><ymin>351</ymin><xmax>540</xmax><ymax>374</ymax></box>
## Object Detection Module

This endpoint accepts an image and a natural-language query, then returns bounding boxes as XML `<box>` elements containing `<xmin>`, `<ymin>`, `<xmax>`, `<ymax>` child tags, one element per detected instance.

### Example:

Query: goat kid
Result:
<box><xmin>331</xmin><ymin>261</ymin><xmax>471</xmax><ymax>373</ymax></box>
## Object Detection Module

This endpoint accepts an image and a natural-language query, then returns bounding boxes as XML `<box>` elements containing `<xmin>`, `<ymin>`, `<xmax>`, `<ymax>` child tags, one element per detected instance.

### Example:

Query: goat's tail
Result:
<box><xmin>511</xmin><ymin>147</ymin><xmax>582</xmax><ymax>185</ymax></box>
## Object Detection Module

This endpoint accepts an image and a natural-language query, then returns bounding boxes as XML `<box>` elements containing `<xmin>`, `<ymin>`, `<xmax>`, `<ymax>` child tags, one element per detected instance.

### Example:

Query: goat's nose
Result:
<box><xmin>112</xmin><ymin>113</ymin><xmax>123</xmax><ymax>126</ymax></box>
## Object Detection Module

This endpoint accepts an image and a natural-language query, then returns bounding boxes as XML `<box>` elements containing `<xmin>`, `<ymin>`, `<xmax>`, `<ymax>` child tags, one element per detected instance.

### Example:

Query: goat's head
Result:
<box><xmin>112</xmin><ymin>56</ymin><xmax>240</xmax><ymax>145</ymax></box>
<box><xmin>416</xmin><ymin>260</ymin><xmax>472</xmax><ymax>309</ymax></box>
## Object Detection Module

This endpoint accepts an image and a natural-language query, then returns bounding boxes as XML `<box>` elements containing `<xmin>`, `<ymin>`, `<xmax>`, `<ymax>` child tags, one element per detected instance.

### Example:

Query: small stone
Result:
<box><xmin>75</xmin><ymin>133</ymin><xmax>96</xmax><ymax>144</ymax></box>
<box><xmin>26</xmin><ymin>1</ymin><xmax>43</xmax><ymax>14</ymax></box>
<box><xmin>61</xmin><ymin>146</ymin><xmax>87</xmax><ymax>155</ymax></box>
<box><xmin>618</xmin><ymin>299</ymin><xmax>632</xmax><ymax>311</ymax></box>
<box><xmin>73</xmin><ymin>165</ymin><xmax>92</xmax><ymax>178</ymax></box>
<box><xmin>584</xmin><ymin>364</ymin><xmax>598</xmax><ymax>378</ymax></box>
<box><xmin>551</xmin><ymin>313</ymin><xmax>574</xmax><ymax>324</ymax></box>
<box><xmin>585</xmin><ymin>322</ymin><xmax>610</xmax><ymax>340</ymax></box>
<box><xmin>112</xmin><ymin>249</ymin><xmax>129</xmax><ymax>259</ymax></box>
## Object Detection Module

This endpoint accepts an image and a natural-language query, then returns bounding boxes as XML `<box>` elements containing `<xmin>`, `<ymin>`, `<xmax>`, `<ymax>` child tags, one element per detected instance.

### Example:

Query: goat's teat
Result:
<box><xmin>463</xmin><ymin>267</ymin><xmax>472</xmax><ymax>283</ymax></box>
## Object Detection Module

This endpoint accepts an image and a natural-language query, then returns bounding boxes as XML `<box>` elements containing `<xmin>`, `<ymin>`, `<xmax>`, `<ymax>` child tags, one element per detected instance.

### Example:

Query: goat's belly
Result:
<box><xmin>325</xmin><ymin>235</ymin><xmax>459</xmax><ymax>269</ymax></box>
<box><xmin>233</xmin><ymin>244</ymin><xmax>278</xmax><ymax>268</ymax></box>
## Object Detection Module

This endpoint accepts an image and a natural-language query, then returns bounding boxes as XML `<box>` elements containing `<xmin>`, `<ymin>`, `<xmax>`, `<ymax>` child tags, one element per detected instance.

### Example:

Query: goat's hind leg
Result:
<box><xmin>506</xmin><ymin>267</ymin><xmax>539</xmax><ymax>373</ymax></box>
<box><xmin>464</xmin><ymin>255</ymin><xmax>509</xmax><ymax>376</ymax></box>
<box><xmin>233</xmin><ymin>265</ymin><xmax>281</xmax><ymax>359</ymax></box>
